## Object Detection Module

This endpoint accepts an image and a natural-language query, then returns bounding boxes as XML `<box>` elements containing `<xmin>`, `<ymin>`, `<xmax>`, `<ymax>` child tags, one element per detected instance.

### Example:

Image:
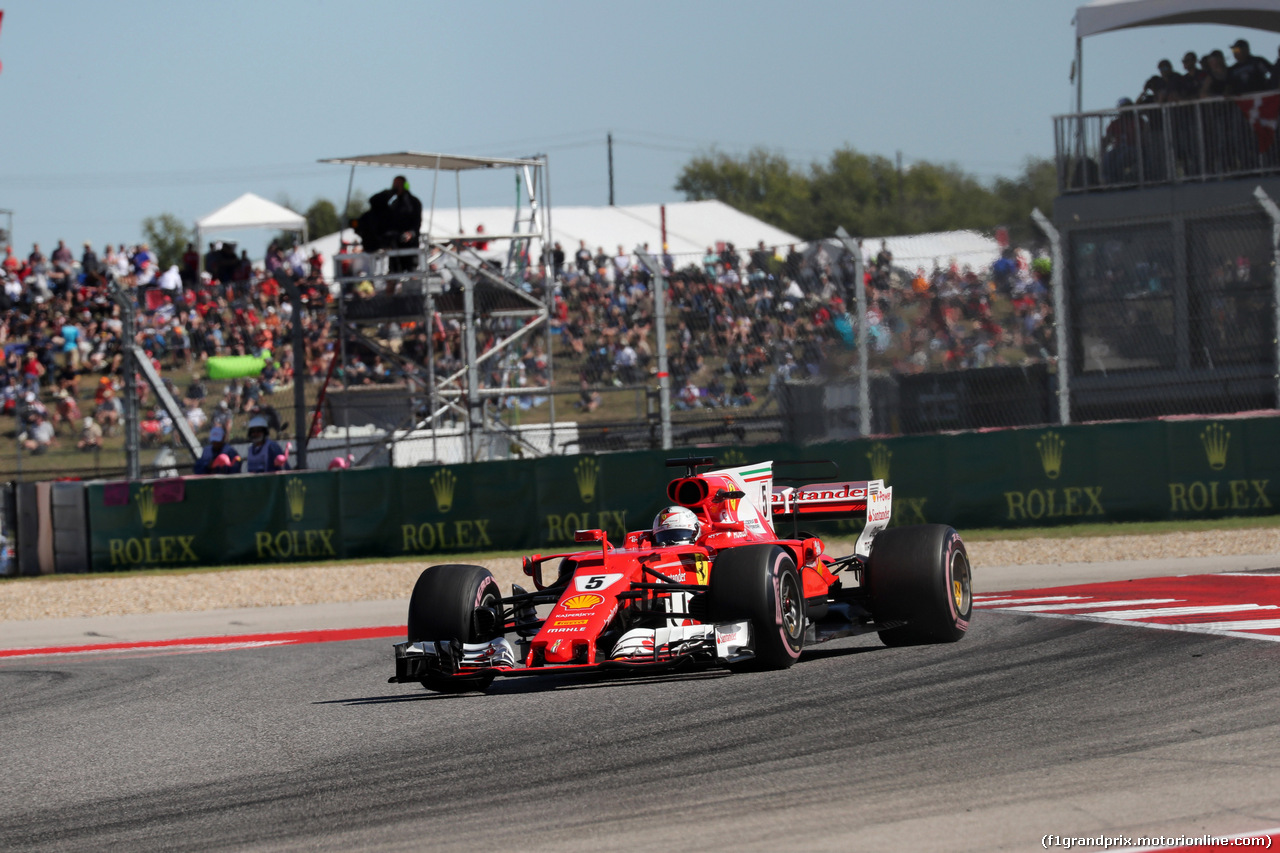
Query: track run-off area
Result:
<box><xmin>2</xmin><ymin>554</ymin><xmax>1280</xmax><ymax>851</ymax></box>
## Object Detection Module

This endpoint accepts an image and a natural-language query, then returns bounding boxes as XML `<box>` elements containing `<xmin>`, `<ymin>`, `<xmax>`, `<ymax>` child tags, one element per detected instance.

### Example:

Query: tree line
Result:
<box><xmin>674</xmin><ymin>147</ymin><xmax>1056</xmax><ymax>246</ymax></box>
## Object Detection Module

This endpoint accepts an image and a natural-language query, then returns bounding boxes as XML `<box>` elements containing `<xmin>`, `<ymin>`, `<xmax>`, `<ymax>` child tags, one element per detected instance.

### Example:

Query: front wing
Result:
<box><xmin>389</xmin><ymin>621</ymin><xmax>755</xmax><ymax>685</ymax></box>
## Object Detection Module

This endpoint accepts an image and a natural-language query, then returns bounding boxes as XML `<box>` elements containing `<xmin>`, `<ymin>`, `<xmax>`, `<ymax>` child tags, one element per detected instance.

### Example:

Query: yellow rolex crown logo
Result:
<box><xmin>575</xmin><ymin>458</ymin><xmax>598</xmax><ymax>504</ymax></box>
<box><xmin>867</xmin><ymin>442</ymin><xmax>892</xmax><ymax>483</ymax></box>
<box><xmin>1036</xmin><ymin>432</ymin><xmax>1065</xmax><ymax>480</ymax></box>
<box><xmin>136</xmin><ymin>484</ymin><xmax>158</xmax><ymax>529</ymax></box>
<box><xmin>1200</xmin><ymin>423</ymin><xmax>1230</xmax><ymax>471</ymax></box>
<box><xmin>286</xmin><ymin>477</ymin><xmax>306</xmax><ymax>522</ymax></box>
<box><xmin>431</xmin><ymin>468</ymin><xmax>457</xmax><ymax>513</ymax></box>
<box><xmin>719</xmin><ymin>449</ymin><xmax>747</xmax><ymax>467</ymax></box>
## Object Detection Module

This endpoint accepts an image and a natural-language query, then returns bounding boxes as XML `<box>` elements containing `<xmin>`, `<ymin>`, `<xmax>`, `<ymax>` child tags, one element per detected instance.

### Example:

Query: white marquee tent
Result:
<box><xmin>302</xmin><ymin>199</ymin><xmax>803</xmax><ymax>280</ymax></box>
<box><xmin>855</xmin><ymin>230</ymin><xmax>1003</xmax><ymax>272</ymax></box>
<box><xmin>195</xmin><ymin>192</ymin><xmax>307</xmax><ymax>257</ymax></box>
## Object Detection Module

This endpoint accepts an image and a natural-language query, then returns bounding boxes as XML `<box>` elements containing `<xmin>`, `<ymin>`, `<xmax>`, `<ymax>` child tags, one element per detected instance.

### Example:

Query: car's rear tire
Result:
<box><xmin>865</xmin><ymin>525</ymin><xmax>971</xmax><ymax>646</ymax></box>
<box><xmin>708</xmin><ymin>545</ymin><xmax>804</xmax><ymax>669</ymax></box>
<box><xmin>407</xmin><ymin>564</ymin><xmax>503</xmax><ymax>692</ymax></box>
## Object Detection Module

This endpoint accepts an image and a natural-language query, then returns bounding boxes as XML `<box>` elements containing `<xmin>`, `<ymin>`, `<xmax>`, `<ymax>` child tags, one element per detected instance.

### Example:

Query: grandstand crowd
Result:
<box><xmin>0</xmin><ymin>230</ymin><xmax>1055</xmax><ymax>461</ymax></box>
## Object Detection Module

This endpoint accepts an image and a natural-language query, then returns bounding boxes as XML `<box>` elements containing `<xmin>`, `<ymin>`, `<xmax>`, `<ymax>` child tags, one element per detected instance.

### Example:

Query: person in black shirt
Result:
<box><xmin>575</xmin><ymin>240</ymin><xmax>592</xmax><ymax>275</ymax></box>
<box><xmin>1222</xmin><ymin>41</ymin><xmax>1274</xmax><ymax>167</ymax></box>
<box><xmin>357</xmin><ymin>175</ymin><xmax>422</xmax><ymax>271</ymax></box>
<box><xmin>1227</xmin><ymin>39</ymin><xmax>1273</xmax><ymax>94</ymax></box>
<box><xmin>551</xmin><ymin>242</ymin><xmax>566</xmax><ymax>278</ymax></box>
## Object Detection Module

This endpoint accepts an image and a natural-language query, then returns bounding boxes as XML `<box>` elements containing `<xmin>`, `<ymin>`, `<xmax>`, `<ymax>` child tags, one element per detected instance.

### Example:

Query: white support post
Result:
<box><xmin>834</xmin><ymin>227</ymin><xmax>870</xmax><ymax>435</ymax></box>
<box><xmin>636</xmin><ymin>248</ymin><xmax>672</xmax><ymax>449</ymax></box>
<box><xmin>1031</xmin><ymin>208</ymin><xmax>1070</xmax><ymax>425</ymax></box>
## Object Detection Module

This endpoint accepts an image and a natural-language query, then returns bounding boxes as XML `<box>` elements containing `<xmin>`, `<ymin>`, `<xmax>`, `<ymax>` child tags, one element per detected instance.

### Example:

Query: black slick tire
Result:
<box><xmin>865</xmin><ymin>525</ymin><xmax>971</xmax><ymax>646</ymax></box>
<box><xmin>708</xmin><ymin>544</ymin><xmax>804</xmax><ymax>669</ymax></box>
<box><xmin>407</xmin><ymin>564</ymin><xmax>503</xmax><ymax>692</ymax></box>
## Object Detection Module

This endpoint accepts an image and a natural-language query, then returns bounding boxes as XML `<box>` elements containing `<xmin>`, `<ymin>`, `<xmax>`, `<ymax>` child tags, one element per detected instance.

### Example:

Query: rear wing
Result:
<box><xmin>771</xmin><ymin>479</ymin><xmax>892</xmax><ymax>558</ymax></box>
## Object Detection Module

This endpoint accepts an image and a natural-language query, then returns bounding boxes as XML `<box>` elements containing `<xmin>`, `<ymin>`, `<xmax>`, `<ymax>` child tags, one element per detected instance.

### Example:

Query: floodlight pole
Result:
<box><xmin>1031</xmin><ymin>208</ymin><xmax>1070</xmax><ymax>425</ymax></box>
<box><xmin>636</xmin><ymin>248</ymin><xmax>671</xmax><ymax>449</ymax></box>
<box><xmin>277</xmin><ymin>270</ymin><xmax>309</xmax><ymax>470</ymax></box>
<box><xmin>834</xmin><ymin>227</ymin><xmax>870</xmax><ymax>436</ymax></box>
<box><xmin>108</xmin><ymin>282</ymin><xmax>141</xmax><ymax>481</ymax></box>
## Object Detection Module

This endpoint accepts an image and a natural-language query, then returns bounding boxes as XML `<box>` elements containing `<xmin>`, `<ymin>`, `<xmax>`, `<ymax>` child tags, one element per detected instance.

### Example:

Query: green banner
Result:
<box><xmin>86</xmin><ymin>416</ymin><xmax>1280</xmax><ymax>571</ymax></box>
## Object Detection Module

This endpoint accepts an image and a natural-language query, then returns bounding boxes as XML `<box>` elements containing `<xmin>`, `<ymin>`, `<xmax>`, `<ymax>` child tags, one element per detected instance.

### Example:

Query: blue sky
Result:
<box><xmin>0</xmin><ymin>0</ymin><xmax>1265</xmax><ymax>253</ymax></box>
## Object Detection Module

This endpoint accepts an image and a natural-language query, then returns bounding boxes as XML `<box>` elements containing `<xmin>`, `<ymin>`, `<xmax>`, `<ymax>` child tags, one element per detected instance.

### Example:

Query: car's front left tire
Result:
<box><xmin>407</xmin><ymin>564</ymin><xmax>503</xmax><ymax>692</ymax></box>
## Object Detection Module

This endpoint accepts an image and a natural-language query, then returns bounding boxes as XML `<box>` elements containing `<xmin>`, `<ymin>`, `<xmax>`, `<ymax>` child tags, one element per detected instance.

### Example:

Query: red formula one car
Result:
<box><xmin>391</xmin><ymin>457</ymin><xmax>972</xmax><ymax>692</ymax></box>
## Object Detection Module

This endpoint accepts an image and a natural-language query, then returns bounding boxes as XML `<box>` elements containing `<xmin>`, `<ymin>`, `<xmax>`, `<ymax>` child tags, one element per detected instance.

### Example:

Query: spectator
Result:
<box><xmin>575</xmin><ymin>240</ymin><xmax>593</xmax><ymax>276</ymax></box>
<box><xmin>20</xmin><ymin>411</ymin><xmax>55</xmax><ymax>454</ymax></box>
<box><xmin>574</xmin><ymin>377</ymin><xmax>601</xmax><ymax>412</ymax></box>
<box><xmin>244</xmin><ymin>414</ymin><xmax>288</xmax><ymax>473</ymax></box>
<box><xmin>193</xmin><ymin>425</ymin><xmax>243</xmax><ymax>475</ymax></box>
<box><xmin>1227</xmin><ymin>38</ymin><xmax>1272</xmax><ymax>94</ymax></box>
<box><xmin>95</xmin><ymin>386</ymin><xmax>122</xmax><ymax>435</ymax></box>
<box><xmin>1103</xmin><ymin>98</ymin><xmax>1139</xmax><ymax>182</ymax></box>
<box><xmin>77</xmin><ymin>416</ymin><xmax>103</xmax><ymax>451</ymax></box>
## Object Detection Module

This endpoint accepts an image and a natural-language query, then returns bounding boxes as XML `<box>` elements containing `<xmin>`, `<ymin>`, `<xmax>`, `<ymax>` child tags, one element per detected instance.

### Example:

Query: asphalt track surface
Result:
<box><xmin>4</xmin><ymin>560</ymin><xmax>1280</xmax><ymax>851</ymax></box>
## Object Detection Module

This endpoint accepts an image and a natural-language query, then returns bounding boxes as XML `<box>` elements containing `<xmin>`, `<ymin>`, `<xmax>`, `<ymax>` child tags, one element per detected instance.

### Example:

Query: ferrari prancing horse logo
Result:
<box><xmin>694</xmin><ymin>553</ymin><xmax>709</xmax><ymax>585</ymax></box>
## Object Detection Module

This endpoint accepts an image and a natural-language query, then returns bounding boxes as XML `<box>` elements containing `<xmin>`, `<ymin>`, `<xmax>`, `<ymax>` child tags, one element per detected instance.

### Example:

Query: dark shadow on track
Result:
<box><xmin>321</xmin><ymin>645</ymin><xmax>886</xmax><ymax>706</ymax></box>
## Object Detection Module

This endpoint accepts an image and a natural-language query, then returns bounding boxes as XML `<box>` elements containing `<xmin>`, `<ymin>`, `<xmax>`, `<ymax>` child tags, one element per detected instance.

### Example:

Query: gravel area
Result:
<box><xmin>2</xmin><ymin>527</ymin><xmax>1278</xmax><ymax>622</ymax></box>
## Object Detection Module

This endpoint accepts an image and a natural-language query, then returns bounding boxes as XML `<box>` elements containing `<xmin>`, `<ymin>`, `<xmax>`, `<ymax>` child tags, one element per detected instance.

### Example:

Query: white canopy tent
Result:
<box><xmin>194</xmin><ymin>192</ymin><xmax>307</xmax><ymax>259</ymax></box>
<box><xmin>302</xmin><ymin>199</ymin><xmax>802</xmax><ymax>281</ymax></box>
<box><xmin>855</xmin><ymin>230</ymin><xmax>1003</xmax><ymax>273</ymax></box>
<box><xmin>1073</xmin><ymin>0</ymin><xmax>1280</xmax><ymax>111</ymax></box>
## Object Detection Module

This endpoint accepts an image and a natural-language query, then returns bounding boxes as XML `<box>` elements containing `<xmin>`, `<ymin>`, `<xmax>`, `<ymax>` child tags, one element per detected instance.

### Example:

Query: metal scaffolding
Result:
<box><xmin>319</xmin><ymin>151</ymin><xmax>556</xmax><ymax>465</ymax></box>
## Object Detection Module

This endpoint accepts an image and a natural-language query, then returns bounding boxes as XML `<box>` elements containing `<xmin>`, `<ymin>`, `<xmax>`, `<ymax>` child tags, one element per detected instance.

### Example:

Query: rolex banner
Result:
<box><xmin>85</xmin><ymin>416</ymin><xmax>1280</xmax><ymax>571</ymax></box>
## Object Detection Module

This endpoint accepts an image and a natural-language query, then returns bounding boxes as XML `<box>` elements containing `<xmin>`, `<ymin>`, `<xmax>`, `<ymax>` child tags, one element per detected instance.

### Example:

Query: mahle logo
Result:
<box><xmin>1036</xmin><ymin>432</ymin><xmax>1065</xmax><ymax>480</ymax></box>
<box><xmin>136</xmin><ymin>484</ymin><xmax>159</xmax><ymax>529</ymax></box>
<box><xmin>286</xmin><ymin>477</ymin><xmax>306</xmax><ymax>522</ymax></box>
<box><xmin>575</xmin><ymin>458</ymin><xmax>598</xmax><ymax>503</ymax></box>
<box><xmin>431</xmin><ymin>469</ymin><xmax>457</xmax><ymax>513</ymax></box>
<box><xmin>867</xmin><ymin>442</ymin><xmax>891</xmax><ymax>482</ymax></box>
<box><xmin>1201</xmin><ymin>423</ymin><xmax>1229</xmax><ymax>470</ymax></box>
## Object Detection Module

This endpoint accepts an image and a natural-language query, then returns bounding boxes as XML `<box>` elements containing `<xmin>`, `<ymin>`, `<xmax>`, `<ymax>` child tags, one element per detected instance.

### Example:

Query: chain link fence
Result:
<box><xmin>1061</xmin><ymin>200</ymin><xmax>1277</xmax><ymax>421</ymax></box>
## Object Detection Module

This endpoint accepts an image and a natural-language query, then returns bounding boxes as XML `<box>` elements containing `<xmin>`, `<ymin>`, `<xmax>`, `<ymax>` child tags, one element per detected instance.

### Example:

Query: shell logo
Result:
<box><xmin>561</xmin><ymin>593</ymin><xmax>604</xmax><ymax>610</ymax></box>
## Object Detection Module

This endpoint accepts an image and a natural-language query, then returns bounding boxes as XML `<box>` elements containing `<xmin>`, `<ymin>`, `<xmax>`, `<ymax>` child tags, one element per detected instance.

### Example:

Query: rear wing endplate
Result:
<box><xmin>771</xmin><ymin>479</ymin><xmax>892</xmax><ymax>558</ymax></box>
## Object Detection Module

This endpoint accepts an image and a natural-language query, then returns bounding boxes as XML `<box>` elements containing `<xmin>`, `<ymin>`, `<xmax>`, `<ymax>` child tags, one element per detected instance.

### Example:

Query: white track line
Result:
<box><xmin>996</xmin><ymin>610</ymin><xmax>1280</xmax><ymax>643</ymax></box>
<box><xmin>973</xmin><ymin>595</ymin><xmax>1092</xmax><ymax>606</ymax></box>
<box><xmin>1082</xmin><ymin>603</ymin><xmax>1278</xmax><ymax>619</ymax></box>
<box><xmin>1185</xmin><ymin>618</ymin><xmax>1280</xmax><ymax>631</ymax></box>
<box><xmin>992</xmin><ymin>598</ymin><xmax>1179</xmax><ymax>612</ymax></box>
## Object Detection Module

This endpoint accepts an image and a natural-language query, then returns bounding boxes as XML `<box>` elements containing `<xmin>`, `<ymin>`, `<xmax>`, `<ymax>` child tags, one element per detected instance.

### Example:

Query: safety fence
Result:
<box><xmin>1047</xmin><ymin>198</ymin><xmax>1279</xmax><ymax>423</ymax></box>
<box><xmin>1054</xmin><ymin>95</ymin><xmax>1280</xmax><ymax>194</ymax></box>
<box><xmin>5</xmin><ymin>412</ymin><xmax>1277</xmax><ymax>575</ymax></box>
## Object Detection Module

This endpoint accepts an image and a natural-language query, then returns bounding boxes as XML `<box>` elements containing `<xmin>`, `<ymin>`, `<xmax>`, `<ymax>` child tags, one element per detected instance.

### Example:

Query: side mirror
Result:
<box><xmin>801</xmin><ymin>537</ymin><xmax>824</xmax><ymax>567</ymax></box>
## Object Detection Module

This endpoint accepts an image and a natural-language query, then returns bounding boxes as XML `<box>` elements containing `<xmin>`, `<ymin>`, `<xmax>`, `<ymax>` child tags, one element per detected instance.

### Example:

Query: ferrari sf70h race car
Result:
<box><xmin>391</xmin><ymin>457</ymin><xmax>972</xmax><ymax>692</ymax></box>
